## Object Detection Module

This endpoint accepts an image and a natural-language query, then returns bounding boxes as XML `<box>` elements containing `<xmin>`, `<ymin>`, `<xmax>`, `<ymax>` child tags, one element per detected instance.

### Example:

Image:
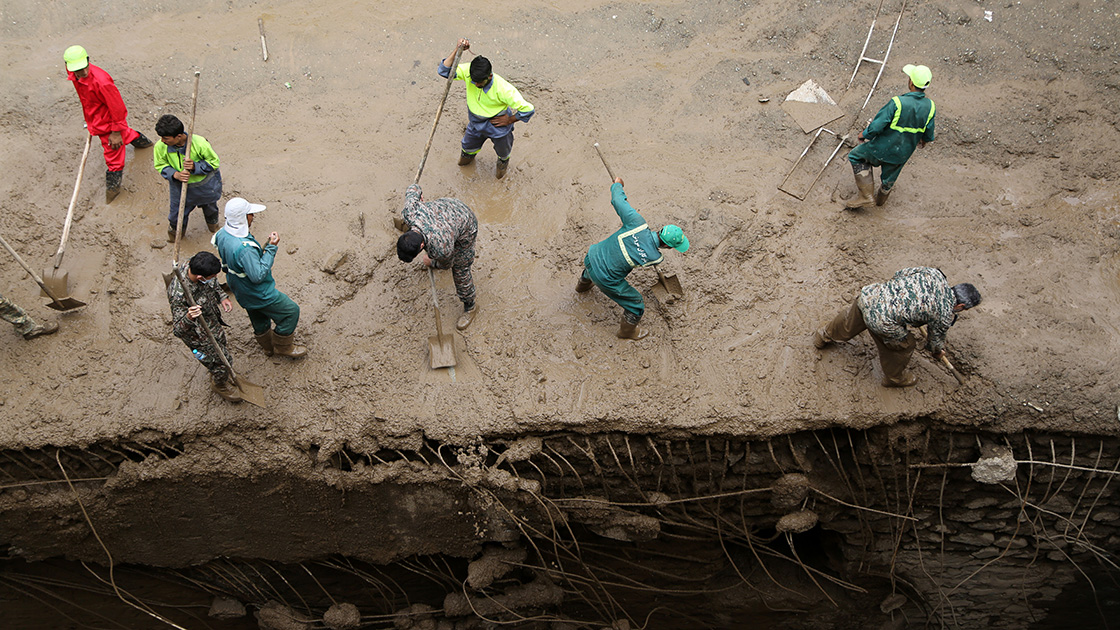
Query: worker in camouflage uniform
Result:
<box><xmin>813</xmin><ymin>267</ymin><xmax>981</xmax><ymax>387</ymax></box>
<box><xmin>167</xmin><ymin>251</ymin><xmax>240</xmax><ymax>402</ymax></box>
<box><xmin>396</xmin><ymin>184</ymin><xmax>479</xmax><ymax>331</ymax></box>
<box><xmin>845</xmin><ymin>64</ymin><xmax>936</xmax><ymax>209</ymax></box>
<box><xmin>577</xmin><ymin>177</ymin><xmax>689</xmax><ymax>340</ymax></box>
<box><xmin>1</xmin><ymin>290</ymin><xmax>58</xmax><ymax>340</ymax></box>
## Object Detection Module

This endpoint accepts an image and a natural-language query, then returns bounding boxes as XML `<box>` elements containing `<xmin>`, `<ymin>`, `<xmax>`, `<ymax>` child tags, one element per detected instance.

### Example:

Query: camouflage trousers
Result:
<box><xmin>0</xmin><ymin>291</ymin><xmax>39</xmax><ymax>336</ymax></box>
<box><xmin>450</xmin><ymin>221</ymin><xmax>478</xmax><ymax>307</ymax></box>
<box><xmin>181</xmin><ymin>328</ymin><xmax>233</xmax><ymax>382</ymax></box>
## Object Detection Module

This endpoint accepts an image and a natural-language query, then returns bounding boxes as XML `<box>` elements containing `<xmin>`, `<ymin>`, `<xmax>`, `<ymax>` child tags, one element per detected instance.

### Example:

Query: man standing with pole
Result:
<box><xmin>167</xmin><ymin>252</ymin><xmax>240</xmax><ymax>402</ymax></box>
<box><xmin>63</xmin><ymin>45</ymin><xmax>153</xmax><ymax>203</ymax></box>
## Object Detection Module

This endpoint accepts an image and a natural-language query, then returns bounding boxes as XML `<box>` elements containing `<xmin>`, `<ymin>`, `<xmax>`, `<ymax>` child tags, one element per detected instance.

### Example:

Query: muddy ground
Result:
<box><xmin>1</xmin><ymin>0</ymin><xmax>1119</xmax><ymax>454</ymax></box>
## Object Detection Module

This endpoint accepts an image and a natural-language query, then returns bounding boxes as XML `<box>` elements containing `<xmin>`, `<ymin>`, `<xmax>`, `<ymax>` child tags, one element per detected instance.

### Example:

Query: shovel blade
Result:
<box><xmin>45</xmin><ymin>296</ymin><xmax>86</xmax><ymax>311</ymax></box>
<box><xmin>428</xmin><ymin>334</ymin><xmax>457</xmax><ymax>369</ymax></box>
<box><xmin>660</xmin><ymin>273</ymin><xmax>684</xmax><ymax>298</ymax></box>
<box><xmin>233</xmin><ymin>375</ymin><xmax>268</xmax><ymax>408</ymax></box>
<box><xmin>41</xmin><ymin>269</ymin><xmax>69</xmax><ymax>300</ymax></box>
<box><xmin>651</xmin><ymin>282</ymin><xmax>676</xmax><ymax>305</ymax></box>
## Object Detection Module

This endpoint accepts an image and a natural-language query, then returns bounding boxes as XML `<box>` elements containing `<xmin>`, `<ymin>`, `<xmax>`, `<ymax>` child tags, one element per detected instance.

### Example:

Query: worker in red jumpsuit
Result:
<box><xmin>64</xmin><ymin>45</ymin><xmax>153</xmax><ymax>203</ymax></box>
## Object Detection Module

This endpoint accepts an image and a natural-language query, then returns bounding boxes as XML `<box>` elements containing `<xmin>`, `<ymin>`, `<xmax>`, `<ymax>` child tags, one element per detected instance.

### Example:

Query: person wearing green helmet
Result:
<box><xmin>63</xmin><ymin>45</ymin><xmax>153</xmax><ymax>203</ymax></box>
<box><xmin>577</xmin><ymin>178</ymin><xmax>689</xmax><ymax>340</ymax></box>
<box><xmin>844</xmin><ymin>64</ymin><xmax>936</xmax><ymax>210</ymax></box>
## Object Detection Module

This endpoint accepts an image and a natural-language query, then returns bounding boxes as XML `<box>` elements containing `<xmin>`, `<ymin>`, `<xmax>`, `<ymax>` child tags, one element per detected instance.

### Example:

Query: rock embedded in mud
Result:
<box><xmin>392</xmin><ymin>603</ymin><xmax>436</xmax><ymax>629</ymax></box>
<box><xmin>776</xmin><ymin>509</ymin><xmax>818</xmax><ymax>534</ymax></box>
<box><xmin>323</xmin><ymin>602</ymin><xmax>361</xmax><ymax>630</ymax></box>
<box><xmin>255</xmin><ymin>600</ymin><xmax>310</xmax><ymax>630</ymax></box>
<box><xmin>970</xmin><ymin>445</ymin><xmax>1017</xmax><ymax>484</ymax></box>
<box><xmin>208</xmin><ymin>596</ymin><xmax>246</xmax><ymax>619</ymax></box>
<box><xmin>770</xmin><ymin>473</ymin><xmax>810</xmax><ymax>510</ymax></box>
<box><xmin>467</xmin><ymin>545</ymin><xmax>527</xmax><ymax>590</ymax></box>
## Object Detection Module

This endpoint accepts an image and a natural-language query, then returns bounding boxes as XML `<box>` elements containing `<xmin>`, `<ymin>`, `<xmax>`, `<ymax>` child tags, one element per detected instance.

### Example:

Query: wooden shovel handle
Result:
<box><xmin>54</xmin><ymin>134</ymin><xmax>93</xmax><ymax>269</ymax></box>
<box><xmin>0</xmin><ymin>231</ymin><xmax>65</xmax><ymax>307</ymax></box>
<box><xmin>593</xmin><ymin>143</ymin><xmax>617</xmax><ymax>181</ymax></box>
<box><xmin>170</xmin><ymin>265</ymin><xmax>239</xmax><ymax>380</ymax></box>
<box><xmin>172</xmin><ymin>71</ymin><xmax>202</xmax><ymax>266</ymax></box>
<box><xmin>415</xmin><ymin>44</ymin><xmax>464</xmax><ymax>187</ymax></box>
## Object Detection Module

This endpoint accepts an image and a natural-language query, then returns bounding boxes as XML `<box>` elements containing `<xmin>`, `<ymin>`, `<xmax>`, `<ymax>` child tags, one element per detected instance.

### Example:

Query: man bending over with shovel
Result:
<box><xmin>577</xmin><ymin>178</ymin><xmax>689</xmax><ymax>340</ymax></box>
<box><xmin>167</xmin><ymin>251</ymin><xmax>239</xmax><ymax>402</ymax></box>
<box><xmin>396</xmin><ymin>184</ymin><xmax>480</xmax><ymax>331</ymax></box>
<box><xmin>813</xmin><ymin>267</ymin><xmax>980</xmax><ymax>387</ymax></box>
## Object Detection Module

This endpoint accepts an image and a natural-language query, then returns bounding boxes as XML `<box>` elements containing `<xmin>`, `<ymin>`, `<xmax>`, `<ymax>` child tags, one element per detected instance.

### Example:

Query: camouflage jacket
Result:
<box><xmin>857</xmin><ymin>267</ymin><xmax>955</xmax><ymax>352</ymax></box>
<box><xmin>167</xmin><ymin>262</ymin><xmax>229</xmax><ymax>346</ymax></box>
<box><xmin>402</xmin><ymin>184</ymin><xmax>476</xmax><ymax>269</ymax></box>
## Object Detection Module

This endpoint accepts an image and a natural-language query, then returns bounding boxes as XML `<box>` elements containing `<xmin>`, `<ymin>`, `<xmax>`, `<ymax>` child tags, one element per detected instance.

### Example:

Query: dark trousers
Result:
<box><xmin>824</xmin><ymin>299</ymin><xmax>915</xmax><ymax>385</ymax></box>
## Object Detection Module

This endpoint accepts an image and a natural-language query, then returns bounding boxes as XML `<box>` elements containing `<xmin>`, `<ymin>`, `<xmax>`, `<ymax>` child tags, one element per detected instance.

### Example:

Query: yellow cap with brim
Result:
<box><xmin>902</xmin><ymin>64</ymin><xmax>932</xmax><ymax>89</ymax></box>
<box><xmin>64</xmin><ymin>45</ymin><xmax>89</xmax><ymax>72</ymax></box>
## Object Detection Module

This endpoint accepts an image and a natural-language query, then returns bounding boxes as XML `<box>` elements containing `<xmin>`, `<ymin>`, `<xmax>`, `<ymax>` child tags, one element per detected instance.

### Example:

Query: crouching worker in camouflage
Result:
<box><xmin>813</xmin><ymin>267</ymin><xmax>980</xmax><ymax>388</ymax></box>
<box><xmin>577</xmin><ymin>177</ymin><xmax>689</xmax><ymax>340</ymax></box>
<box><xmin>396</xmin><ymin>184</ymin><xmax>480</xmax><ymax>331</ymax></box>
<box><xmin>167</xmin><ymin>252</ymin><xmax>239</xmax><ymax>402</ymax></box>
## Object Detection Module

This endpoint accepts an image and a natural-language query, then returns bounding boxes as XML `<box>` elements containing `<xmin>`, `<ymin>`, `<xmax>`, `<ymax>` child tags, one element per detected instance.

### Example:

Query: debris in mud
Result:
<box><xmin>771</xmin><ymin>472</ymin><xmax>810</xmax><ymax>510</ymax></box>
<box><xmin>323</xmin><ymin>602</ymin><xmax>361</xmax><ymax>630</ymax></box>
<box><xmin>256</xmin><ymin>600</ymin><xmax>311</xmax><ymax>630</ymax></box>
<box><xmin>467</xmin><ymin>545</ymin><xmax>527</xmax><ymax>589</ymax></box>
<box><xmin>776</xmin><ymin>509</ymin><xmax>818</xmax><ymax>534</ymax></box>
<box><xmin>208</xmin><ymin>596</ymin><xmax>246</xmax><ymax>619</ymax></box>
<box><xmin>971</xmin><ymin>444</ymin><xmax>1017</xmax><ymax>484</ymax></box>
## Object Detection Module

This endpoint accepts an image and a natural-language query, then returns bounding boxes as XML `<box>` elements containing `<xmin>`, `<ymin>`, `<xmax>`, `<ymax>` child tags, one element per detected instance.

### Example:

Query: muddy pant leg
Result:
<box><xmin>200</xmin><ymin>201</ymin><xmax>220</xmax><ymax>226</ymax></box>
<box><xmin>878</xmin><ymin>161</ymin><xmax>906</xmax><ymax>191</ymax></box>
<box><xmin>0</xmin><ymin>292</ymin><xmax>38</xmax><ymax>336</ymax></box>
<box><xmin>188</xmin><ymin>335</ymin><xmax>232</xmax><ymax>382</ymax></box>
<box><xmin>491</xmin><ymin>131</ymin><xmax>514</xmax><ymax>160</ymax></box>
<box><xmin>451</xmin><ymin>219</ymin><xmax>478</xmax><ymax>307</ymax></box>
<box><xmin>250</xmin><ymin>293</ymin><xmax>301</xmax><ymax>336</ymax></box>
<box><xmin>461</xmin><ymin>128</ymin><xmax>486</xmax><ymax>156</ymax></box>
<box><xmin>167</xmin><ymin>181</ymin><xmax>195</xmax><ymax>232</ymax></box>
<box><xmin>847</xmin><ymin>143</ymin><xmax>879</xmax><ymax>172</ymax></box>
<box><xmin>823</xmin><ymin>298</ymin><xmax>866</xmax><ymax>343</ymax></box>
<box><xmin>870</xmin><ymin>331</ymin><xmax>916</xmax><ymax>385</ymax></box>
<box><xmin>598</xmin><ymin>276</ymin><xmax>645</xmax><ymax>322</ymax></box>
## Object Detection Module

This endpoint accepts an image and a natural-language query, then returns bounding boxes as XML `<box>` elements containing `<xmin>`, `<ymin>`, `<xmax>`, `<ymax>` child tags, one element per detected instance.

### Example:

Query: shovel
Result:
<box><xmin>427</xmin><ymin>268</ymin><xmax>457</xmax><ymax>368</ymax></box>
<box><xmin>163</xmin><ymin>71</ymin><xmax>202</xmax><ymax>289</ymax></box>
<box><xmin>0</xmin><ymin>232</ymin><xmax>86</xmax><ymax>311</ymax></box>
<box><xmin>170</xmin><ymin>265</ymin><xmax>266</xmax><ymax>408</ymax></box>
<box><xmin>592</xmin><ymin>142</ymin><xmax>684</xmax><ymax>301</ymax></box>
<box><xmin>42</xmin><ymin>134</ymin><xmax>92</xmax><ymax>301</ymax></box>
<box><xmin>939</xmin><ymin>354</ymin><xmax>966</xmax><ymax>387</ymax></box>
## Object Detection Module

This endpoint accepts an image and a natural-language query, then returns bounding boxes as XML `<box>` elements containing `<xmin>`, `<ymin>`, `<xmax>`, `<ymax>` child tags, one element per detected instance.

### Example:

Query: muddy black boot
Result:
<box><xmin>131</xmin><ymin>133</ymin><xmax>154</xmax><ymax>149</ymax></box>
<box><xmin>458</xmin><ymin>151</ymin><xmax>475</xmax><ymax>166</ymax></box>
<box><xmin>207</xmin><ymin>222</ymin><xmax>220</xmax><ymax>234</ymax></box>
<box><xmin>105</xmin><ymin>170</ymin><xmax>123</xmax><ymax>203</ymax></box>
<box><xmin>273</xmin><ymin>332</ymin><xmax>307</xmax><ymax>359</ymax></box>
<box><xmin>616</xmin><ymin>314</ymin><xmax>649</xmax><ymax>340</ymax></box>
<box><xmin>575</xmin><ymin>276</ymin><xmax>594</xmax><ymax>293</ymax></box>
<box><xmin>23</xmin><ymin>321</ymin><xmax>59</xmax><ymax>340</ymax></box>
<box><xmin>496</xmin><ymin>157</ymin><xmax>510</xmax><ymax>179</ymax></box>
<box><xmin>875</xmin><ymin>186</ymin><xmax>892</xmax><ymax>207</ymax></box>
<box><xmin>844</xmin><ymin>168</ymin><xmax>875</xmax><ymax>209</ymax></box>
<box><xmin>456</xmin><ymin>303</ymin><xmax>478</xmax><ymax>331</ymax></box>
<box><xmin>211</xmin><ymin>374</ymin><xmax>243</xmax><ymax>403</ymax></box>
<box><xmin>254</xmin><ymin>330</ymin><xmax>275</xmax><ymax>356</ymax></box>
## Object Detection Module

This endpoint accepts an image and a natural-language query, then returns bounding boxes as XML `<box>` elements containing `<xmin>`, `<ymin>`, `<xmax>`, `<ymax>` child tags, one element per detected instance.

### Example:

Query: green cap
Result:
<box><xmin>902</xmin><ymin>64</ymin><xmax>932</xmax><ymax>89</ymax></box>
<box><xmin>659</xmin><ymin>225</ymin><xmax>689</xmax><ymax>253</ymax></box>
<box><xmin>64</xmin><ymin>45</ymin><xmax>89</xmax><ymax>72</ymax></box>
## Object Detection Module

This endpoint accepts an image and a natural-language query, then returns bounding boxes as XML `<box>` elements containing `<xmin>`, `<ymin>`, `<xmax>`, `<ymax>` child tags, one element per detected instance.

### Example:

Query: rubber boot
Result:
<box><xmin>812</xmin><ymin>329</ymin><xmax>832</xmax><ymax>349</ymax></box>
<box><xmin>575</xmin><ymin>277</ymin><xmax>594</xmax><ymax>293</ymax></box>
<box><xmin>254</xmin><ymin>330</ymin><xmax>275</xmax><ymax>356</ymax></box>
<box><xmin>496</xmin><ymin>157</ymin><xmax>510</xmax><ymax>179</ymax></box>
<box><xmin>167</xmin><ymin>228</ymin><xmax>178</xmax><ymax>243</ymax></box>
<box><xmin>131</xmin><ymin>133</ymin><xmax>154</xmax><ymax>149</ymax></box>
<box><xmin>106</xmin><ymin>170</ymin><xmax>123</xmax><ymax>203</ymax></box>
<box><xmin>211</xmin><ymin>374</ymin><xmax>243</xmax><ymax>403</ymax></box>
<box><xmin>456</xmin><ymin>304</ymin><xmax>478</xmax><ymax>331</ymax></box>
<box><xmin>23</xmin><ymin>321</ymin><xmax>59</xmax><ymax>340</ymax></box>
<box><xmin>207</xmin><ymin>222</ymin><xmax>220</xmax><ymax>234</ymax></box>
<box><xmin>882</xmin><ymin>371</ymin><xmax>918</xmax><ymax>388</ymax></box>
<box><xmin>875</xmin><ymin>186</ymin><xmax>892</xmax><ymax>207</ymax></box>
<box><xmin>844</xmin><ymin>169</ymin><xmax>875</xmax><ymax>209</ymax></box>
<box><xmin>273</xmin><ymin>332</ymin><xmax>307</xmax><ymax>359</ymax></box>
<box><xmin>616</xmin><ymin>316</ymin><xmax>649</xmax><ymax>340</ymax></box>
<box><xmin>458</xmin><ymin>151</ymin><xmax>475</xmax><ymax>166</ymax></box>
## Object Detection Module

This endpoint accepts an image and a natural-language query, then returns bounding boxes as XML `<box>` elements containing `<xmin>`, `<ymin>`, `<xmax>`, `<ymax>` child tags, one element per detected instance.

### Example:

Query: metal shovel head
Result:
<box><xmin>44</xmin><ymin>295</ymin><xmax>86</xmax><ymax>311</ymax></box>
<box><xmin>233</xmin><ymin>374</ymin><xmax>267</xmax><ymax>408</ymax></box>
<box><xmin>40</xmin><ymin>268</ymin><xmax>69</xmax><ymax>300</ymax></box>
<box><xmin>428</xmin><ymin>333</ymin><xmax>457</xmax><ymax>369</ymax></box>
<box><xmin>660</xmin><ymin>272</ymin><xmax>684</xmax><ymax>298</ymax></box>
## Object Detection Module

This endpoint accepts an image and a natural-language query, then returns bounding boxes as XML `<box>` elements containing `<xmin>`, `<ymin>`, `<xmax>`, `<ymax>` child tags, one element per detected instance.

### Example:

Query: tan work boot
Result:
<box><xmin>616</xmin><ymin>317</ymin><xmax>649</xmax><ymax>340</ymax></box>
<box><xmin>211</xmin><ymin>375</ymin><xmax>243</xmax><ymax>403</ymax></box>
<box><xmin>882</xmin><ymin>371</ymin><xmax>918</xmax><ymax>388</ymax></box>
<box><xmin>456</xmin><ymin>305</ymin><xmax>478</xmax><ymax>331</ymax></box>
<box><xmin>254</xmin><ymin>330</ymin><xmax>275</xmax><ymax>356</ymax></box>
<box><xmin>496</xmin><ymin>157</ymin><xmax>509</xmax><ymax>179</ymax></box>
<box><xmin>273</xmin><ymin>332</ymin><xmax>307</xmax><ymax>359</ymax></box>
<box><xmin>875</xmin><ymin>186</ymin><xmax>892</xmax><ymax>207</ymax></box>
<box><xmin>812</xmin><ymin>329</ymin><xmax>831</xmax><ymax>349</ymax></box>
<box><xmin>23</xmin><ymin>321</ymin><xmax>59</xmax><ymax>340</ymax></box>
<box><xmin>575</xmin><ymin>277</ymin><xmax>594</xmax><ymax>293</ymax></box>
<box><xmin>458</xmin><ymin>151</ymin><xmax>475</xmax><ymax>166</ymax></box>
<box><xmin>844</xmin><ymin>169</ymin><xmax>875</xmax><ymax>209</ymax></box>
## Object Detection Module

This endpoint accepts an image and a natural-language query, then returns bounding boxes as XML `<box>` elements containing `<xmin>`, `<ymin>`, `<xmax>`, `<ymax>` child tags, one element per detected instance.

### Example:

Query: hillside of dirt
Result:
<box><xmin>1</xmin><ymin>0</ymin><xmax>1119</xmax><ymax>454</ymax></box>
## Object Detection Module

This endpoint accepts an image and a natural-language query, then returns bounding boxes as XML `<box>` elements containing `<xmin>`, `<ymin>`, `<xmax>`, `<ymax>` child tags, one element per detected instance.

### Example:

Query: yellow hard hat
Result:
<box><xmin>63</xmin><ymin>45</ymin><xmax>89</xmax><ymax>72</ymax></box>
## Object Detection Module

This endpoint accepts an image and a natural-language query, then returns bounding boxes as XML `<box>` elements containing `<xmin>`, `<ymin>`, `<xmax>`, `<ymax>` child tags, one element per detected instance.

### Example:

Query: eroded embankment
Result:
<box><xmin>2</xmin><ymin>425</ymin><xmax>1119</xmax><ymax>629</ymax></box>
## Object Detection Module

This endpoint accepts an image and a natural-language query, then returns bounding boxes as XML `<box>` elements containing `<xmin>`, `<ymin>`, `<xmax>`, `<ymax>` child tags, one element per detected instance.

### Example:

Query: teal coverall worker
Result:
<box><xmin>846</xmin><ymin>64</ymin><xmax>936</xmax><ymax>209</ymax></box>
<box><xmin>577</xmin><ymin>180</ymin><xmax>689</xmax><ymax>340</ymax></box>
